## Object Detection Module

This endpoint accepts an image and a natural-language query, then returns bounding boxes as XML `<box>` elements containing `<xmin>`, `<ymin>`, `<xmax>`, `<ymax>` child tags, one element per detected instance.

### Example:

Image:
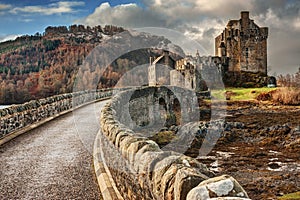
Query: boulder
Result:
<box><xmin>186</xmin><ymin>175</ymin><xmax>249</xmax><ymax>200</ymax></box>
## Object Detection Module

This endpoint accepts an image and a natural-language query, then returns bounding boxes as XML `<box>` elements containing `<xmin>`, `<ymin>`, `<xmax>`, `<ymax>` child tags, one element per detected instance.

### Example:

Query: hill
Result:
<box><xmin>0</xmin><ymin>25</ymin><xmax>126</xmax><ymax>104</ymax></box>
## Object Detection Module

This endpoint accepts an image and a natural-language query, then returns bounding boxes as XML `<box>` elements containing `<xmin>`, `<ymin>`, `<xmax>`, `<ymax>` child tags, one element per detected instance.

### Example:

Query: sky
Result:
<box><xmin>0</xmin><ymin>0</ymin><xmax>299</xmax><ymax>75</ymax></box>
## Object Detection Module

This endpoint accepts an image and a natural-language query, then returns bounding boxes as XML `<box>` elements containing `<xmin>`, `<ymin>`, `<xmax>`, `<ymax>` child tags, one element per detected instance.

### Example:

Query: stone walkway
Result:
<box><xmin>0</xmin><ymin>100</ymin><xmax>108</xmax><ymax>199</ymax></box>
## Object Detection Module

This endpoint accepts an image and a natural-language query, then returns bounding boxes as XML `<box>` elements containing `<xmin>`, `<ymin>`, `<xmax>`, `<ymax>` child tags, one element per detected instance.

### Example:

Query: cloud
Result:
<box><xmin>20</xmin><ymin>18</ymin><xmax>33</xmax><ymax>23</ymax></box>
<box><xmin>78</xmin><ymin>1</ymin><xmax>256</xmax><ymax>40</ymax></box>
<box><xmin>10</xmin><ymin>1</ymin><xmax>84</xmax><ymax>15</ymax></box>
<box><xmin>0</xmin><ymin>34</ymin><xmax>21</xmax><ymax>42</ymax></box>
<box><xmin>0</xmin><ymin>3</ymin><xmax>11</xmax><ymax>14</ymax></box>
<box><xmin>76</xmin><ymin>2</ymin><xmax>167</xmax><ymax>28</ymax></box>
<box><xmin>0</xmin><ymin>3</ymin><xmax>11</xmax><ymax>10</ymax></box>
<box><xmin>144</xmin><ymin>0</ymin><xmax>254</xmax><ymax>19</ymax></box>
<box><xmin>79</xmin><ymin>0</ymin><xmax>300</xmax><ymax>74</ymax></box>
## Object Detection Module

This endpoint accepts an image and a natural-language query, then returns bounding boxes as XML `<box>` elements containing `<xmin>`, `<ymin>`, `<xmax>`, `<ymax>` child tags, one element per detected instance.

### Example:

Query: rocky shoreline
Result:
<box><xmin>151</xmin><ymin>101</ymin><xmax>300</xmax><ymax>199</ymax></box>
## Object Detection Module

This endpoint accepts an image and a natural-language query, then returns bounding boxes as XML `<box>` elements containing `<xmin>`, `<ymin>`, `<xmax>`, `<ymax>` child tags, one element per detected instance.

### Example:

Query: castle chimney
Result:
<box><xmin>163</xmin><ymin>50</ymin><xmax>169</xmax><ymax>56</ymax></box>
<box><xmin>241</xmin><ymin>11</ymin><xmax>250</xmax><ymax>31</ymax></box>
<box><xmin>241</xmin><ymin>11</ymin><xmax>249</xmax><ymax>19</ymax></box>
<box><xmin>163</xmin><ymin>50</ymin><xmax>170</xmax><ymax>67</ymax></box>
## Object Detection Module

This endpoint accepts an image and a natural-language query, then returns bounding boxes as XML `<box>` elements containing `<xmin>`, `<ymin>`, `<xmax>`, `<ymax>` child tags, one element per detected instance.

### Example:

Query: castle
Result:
<box><xmin>148</xmin><ymin>50</ymin><xmax>226</xmax><ymax>90</ymax></box>
<box><xmin>148</xmin><ymin>11</ymin><xmax>269</xmax><ymax>89</ymax></box>
<box><xmin>215</xmin><ymin>11</ymin><xmax>268</xmax><ymax>74</ymax></box>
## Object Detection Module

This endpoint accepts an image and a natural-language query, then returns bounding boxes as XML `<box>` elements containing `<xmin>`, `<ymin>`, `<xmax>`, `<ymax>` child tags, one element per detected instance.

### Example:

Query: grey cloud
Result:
<box><xmin>253</xmin><ymin>0</ymin><xmax>300</xmax><ymax>19</ymax></box>
<box><xmin>203</xmin><ymin>28</ymin><xmax>218</xmax><ymax>38</ymax></box>
<box><xmin>251</xmin><ymin>0</ymin><xmax>288</xmax><ymax>14</ymax></box>
<box><xmin>78</xmin><ymin>0</ymin><xmax>300</xmax><ymax>74</ymax></box>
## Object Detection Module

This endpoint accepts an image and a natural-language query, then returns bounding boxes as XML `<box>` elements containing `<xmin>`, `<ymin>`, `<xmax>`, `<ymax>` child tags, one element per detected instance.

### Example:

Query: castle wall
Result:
<box><xmin>148</xmin><ymin>52</ymin><xmax>176</xmax><ymax>86</ymax></box>
<box><xmin>215</xmin><ymin>34</ymin><xmax>222</xmax><ymax>56</ymax></box>
<box><xmin>149</xmin><ymin>64</ymin><xmax>171</xmax><ymax>86</ymax></box>
<box><xmin>149</xmin><ymin>64</ymin><xmax>157</xmax><ymax>86</ymax></box>
<box><xmin>170</xmin><ymin>70</ymin><xmax>184</xmax><ymax>87</ymax></box>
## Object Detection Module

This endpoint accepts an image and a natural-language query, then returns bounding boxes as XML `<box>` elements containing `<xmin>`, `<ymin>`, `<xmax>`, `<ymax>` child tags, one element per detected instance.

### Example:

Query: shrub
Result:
<box><xmin>256</xmin><ymin>91</ymin><xmax>273</xmax><ymax>101</ymax></box>
<box><xmin>164</xmin><ymin>113</ymin><xmax>177</xmax><ymax>127</ymax></box>
<box><xmin>271</xmin><ymin>87</ymin><xmax>300</xmax><ymax>105</ymax></box>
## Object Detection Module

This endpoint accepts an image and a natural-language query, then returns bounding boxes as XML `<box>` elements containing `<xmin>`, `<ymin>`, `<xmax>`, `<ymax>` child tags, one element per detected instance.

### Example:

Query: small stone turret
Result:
<box><xmin>218</xmin><ymin>42</ymin><xmax>226</xmax><ymax>57</ymax></box>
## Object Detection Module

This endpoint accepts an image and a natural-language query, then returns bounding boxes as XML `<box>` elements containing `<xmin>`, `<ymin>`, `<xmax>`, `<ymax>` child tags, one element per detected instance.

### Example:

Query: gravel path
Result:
<box><xmin>0</xmin><ymin>100</ymin><xmax>108</xmax><ymax>200</ymax></box>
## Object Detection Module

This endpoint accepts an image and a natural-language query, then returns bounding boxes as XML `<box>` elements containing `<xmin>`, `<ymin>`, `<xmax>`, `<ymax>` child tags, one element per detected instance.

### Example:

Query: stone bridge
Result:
<box><xmin>97</xmin><ymin>86</ymin><xmax>250</xmax><ymax>200</ymax></box>
<box><xmin>0</xmin><ymin>86</ymin><xmax>251</xmax><ymax>199</ymax></box>
<box><xmin>115</xmin><ymin>86</ymin><xmax>199</xmax><ymax>130</ymax></box>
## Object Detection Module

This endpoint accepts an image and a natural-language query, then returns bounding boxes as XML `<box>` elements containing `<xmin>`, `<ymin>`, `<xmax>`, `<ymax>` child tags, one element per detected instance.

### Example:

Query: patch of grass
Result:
<box><xmin>211</xmin><ymin>89</ymin><xmax>227</xmax><ymax>100</ymax></box>
<box><xmin>279</xmin><ymin>192</ymin><xmax>300</xmax><ymax>200</ymax></box>
<box><xmin>211</xmin><ymin>87</ymin><xmax>277</xmax><ymax>101</ymax></box>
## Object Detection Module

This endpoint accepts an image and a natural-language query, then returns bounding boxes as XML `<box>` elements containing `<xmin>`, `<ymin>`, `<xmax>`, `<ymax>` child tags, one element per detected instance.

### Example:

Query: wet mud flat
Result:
<box><xmin>145</xmin><ymin>100</ymin><xmax>299</xmax><ymax>199</ymax></box>
<box><xmin>196</xmin><ymin>101</ymin><xmax>300</xmax><ymax>200</ymax></box>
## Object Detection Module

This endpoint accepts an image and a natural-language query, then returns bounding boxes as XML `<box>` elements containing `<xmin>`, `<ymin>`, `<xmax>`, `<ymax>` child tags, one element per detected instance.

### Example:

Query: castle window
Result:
<box><xmin>245</xmin><ymin>48</ymin><xmax>249</xmax><ymax>58</ymax></box>
<box><xmin>235</xmin><ymin>29</ymin><xmax>239</xmax><ymax>36</ymax></box>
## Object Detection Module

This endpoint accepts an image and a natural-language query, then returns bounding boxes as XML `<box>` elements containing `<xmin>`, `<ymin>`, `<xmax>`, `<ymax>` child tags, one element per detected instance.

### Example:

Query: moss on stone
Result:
<box><xmin>149</xmin><ymin>131</ymin><xmax>178</xmax><ymax>147</ymax></box>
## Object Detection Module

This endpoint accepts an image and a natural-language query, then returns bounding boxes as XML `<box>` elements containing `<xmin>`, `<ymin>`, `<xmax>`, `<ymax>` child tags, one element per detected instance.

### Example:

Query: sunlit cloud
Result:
<box><xmin>0</xmin><ymin>34</ymin><xmax>21</xmax><ymax>42</ymax></box>
<box><xmin>10</xmin><ymin>1</ymin><xmax>85</xmax><ymax>15</ymax></box>
<box><xmin>0</xmin><ymin>3</ymin><xmax>11</xmax><ymax>10</ymax></box>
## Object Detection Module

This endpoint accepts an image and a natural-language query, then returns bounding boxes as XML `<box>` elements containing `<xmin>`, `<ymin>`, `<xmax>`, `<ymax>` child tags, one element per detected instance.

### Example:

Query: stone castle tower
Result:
<box><xmin>215</xmin><ymin>11</ymin><xmax>268</xmax><ymax>75</ymax></box>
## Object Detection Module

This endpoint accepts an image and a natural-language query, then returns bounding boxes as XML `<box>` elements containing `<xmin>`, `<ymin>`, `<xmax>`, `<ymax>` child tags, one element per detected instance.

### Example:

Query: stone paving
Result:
<box><xmin>0</xmin><ymin>101</ymin><xmax>108</xmax><ymax>199</ymax></box>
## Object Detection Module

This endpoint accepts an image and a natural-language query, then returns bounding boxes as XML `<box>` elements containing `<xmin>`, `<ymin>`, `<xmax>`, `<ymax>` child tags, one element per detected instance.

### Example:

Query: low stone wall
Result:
<box><xmin>99</xmin><ymin>86</ymin><xmax>250</xmax><ymax>200</ymax></box>
<box><xmin>0</xmin><ymin>89</ymin><xmax>112</xmax><ymax>139</ymax></box>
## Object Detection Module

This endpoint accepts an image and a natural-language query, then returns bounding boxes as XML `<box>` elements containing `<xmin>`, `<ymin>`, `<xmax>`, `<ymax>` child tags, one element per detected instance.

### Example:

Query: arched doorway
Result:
<box><xmin>173</xmin><ymin>98</ymin><xmax>181</xmax><ymax>125</ymax></box>
<box><xmin>159</xmin><ymin>97</ymin><xmax>167</xmax><ymax>120</ymax></box>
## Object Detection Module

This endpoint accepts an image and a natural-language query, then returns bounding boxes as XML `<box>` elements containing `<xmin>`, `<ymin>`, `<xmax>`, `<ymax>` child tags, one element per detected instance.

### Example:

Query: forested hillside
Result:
<box><xmin>0</xmin><ymin>25</ymin><xmax>125</xmax><ymax>104</ymax></box>
<box><xmin>0</xmin><ymin>25</ymin><xmax>183</xmax><ymax>104</ymax></box>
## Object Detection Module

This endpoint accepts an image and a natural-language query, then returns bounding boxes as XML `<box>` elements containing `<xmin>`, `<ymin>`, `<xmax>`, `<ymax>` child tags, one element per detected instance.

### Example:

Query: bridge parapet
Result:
<box><xmin>0</xmin><ymin>89</ymin><xmax>112</xmax><ymax>139</ymax></box>
<box><xmin>99</xmin><ymin>86</ymin><xmax>250</xmax><ymax>200</ymax></box>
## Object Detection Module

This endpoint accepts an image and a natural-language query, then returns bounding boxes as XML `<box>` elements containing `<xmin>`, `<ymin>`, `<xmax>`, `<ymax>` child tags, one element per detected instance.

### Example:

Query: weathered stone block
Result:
<box><xmin>133</xmin><ymin>141</ymin><xmax>161</xmax><ymax>172</ymax></box>
<box><xmin>152</xmin><ymin>155</ymin><xmax>182</xmax><ymax>198</ymax></box>
<box><xmin>186</xmin><ymin>175</ymin><xmax>249</xmax><ymax>200</ymax></box>
<box><xmin>174</xmin><ymin>167</ymin><xmax>208</xmax><ymax>200</ymax></box>
<box><xmin>119</xmin><ymin>136</ymin><xmax>144</xmax><ymax>159</ymax></box>
<box><xmin>115</xmin><ymin>131</ymin><xmax>133</xmax><ymax>149</ymax></box>
<box><xmin>127</xmin><ymin>139</ymin><xmax>150</xmax><ymax>165</ymax></box>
